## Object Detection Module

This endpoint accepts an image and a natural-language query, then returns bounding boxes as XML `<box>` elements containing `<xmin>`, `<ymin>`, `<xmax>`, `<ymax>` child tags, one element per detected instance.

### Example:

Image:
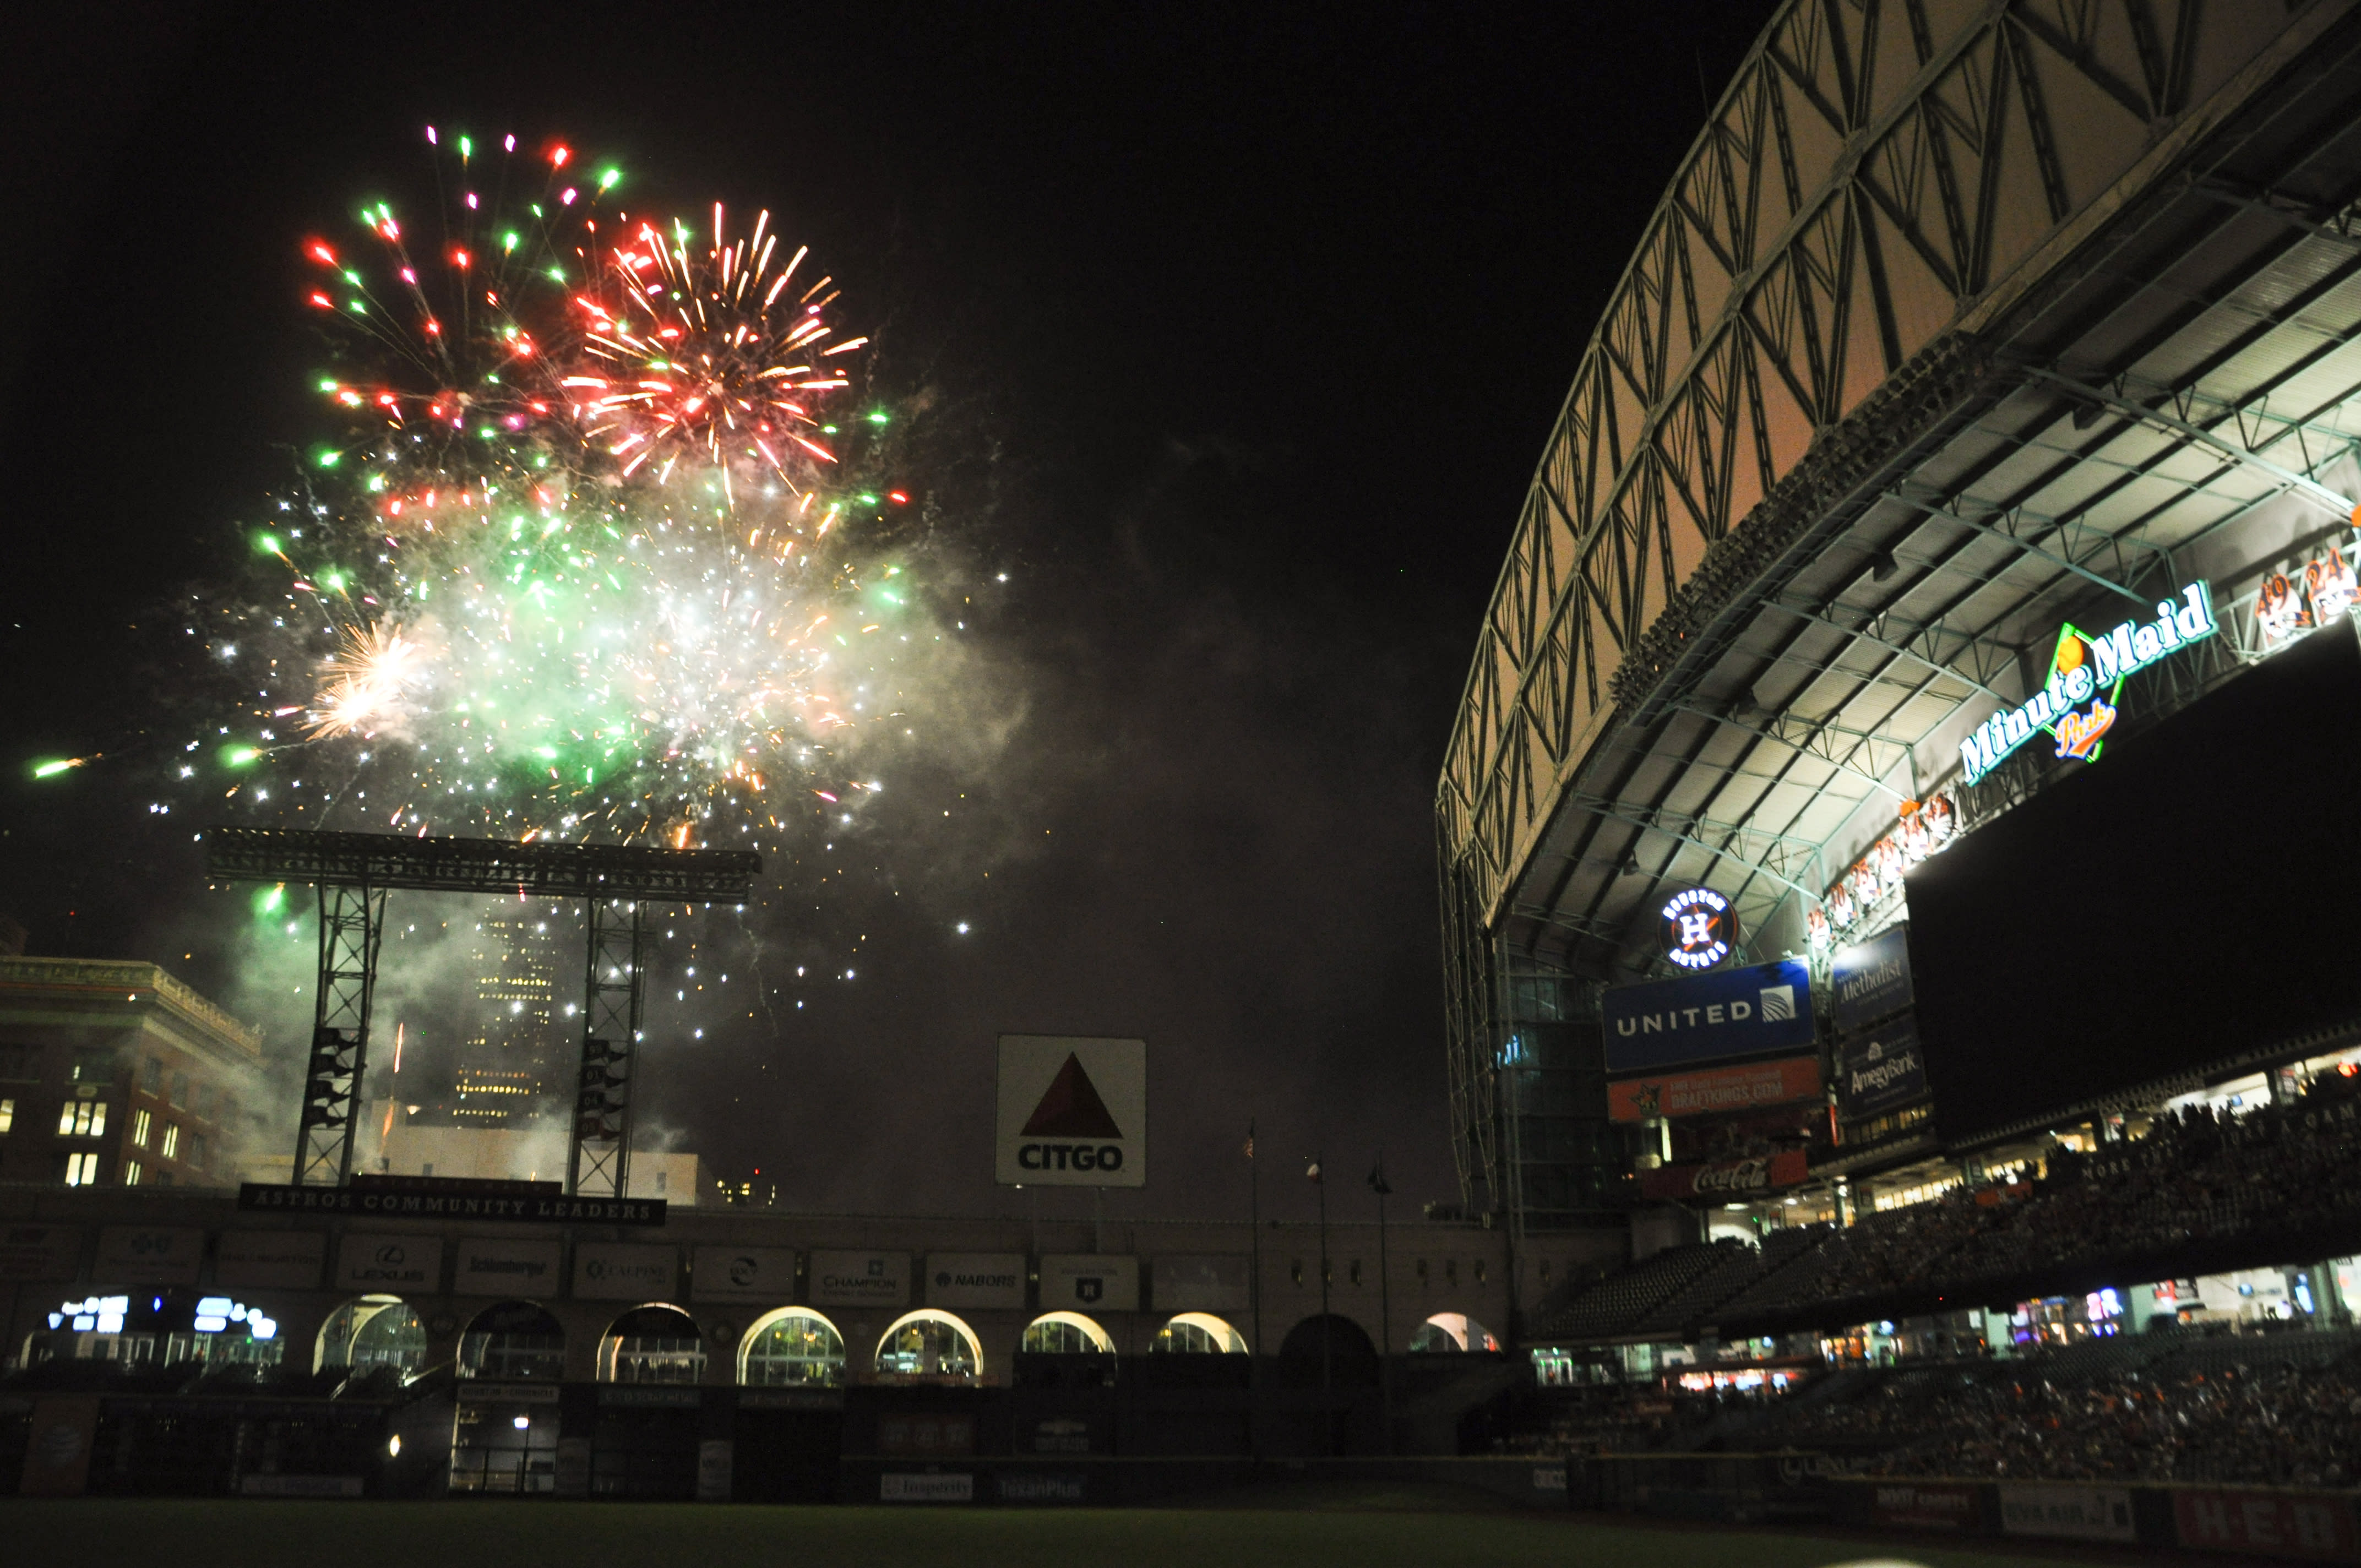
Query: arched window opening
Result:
<box><xmin>874</xmin><ymin>1310</ymin><xmax>981</xmax><ymax>1382</ymax></box>
<box><xmin>1021</xmin><ymin>1311</ymin><xmax>1114</xmax><ymax>1355</ymax></box>
<box><xmin>459</xmin><ymin>1301</ymin><xmax>567</xmax><ymax>1380</ymax></box>
<box><xmin>597</xmin><ymin>1304</ymin><xmax>705</xmax><ymax>1383</ymax></box>
<box><xmin>737</xmin><ymin>1307</ymin><xmax>847</xmax><ymax>1387</ymax></box>
<box><xmin>1151</xmin><ymin>1313</ymin><xmax>1248</xmax><ymax>1354</ymax></box>
<box><xmin>315</xmin><ymin>1295</ymin><xmax>426</xmax><ymax>1382</ymax></box>
<box><xmin>1408</xmin><ymin>1311</ymin><xmax>1501</xmax><ymax>1353</ymax></box>
<box><xmin>1278</xmin><ymin>1314</ymin><xmax>1379</xmax><ymax>1389</ymax></box>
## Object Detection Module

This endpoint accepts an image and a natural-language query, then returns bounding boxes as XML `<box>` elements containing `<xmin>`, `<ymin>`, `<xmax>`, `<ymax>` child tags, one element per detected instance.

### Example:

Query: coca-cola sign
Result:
<box><xmin>1640</xmin><ymin>1148</ymin><xmax>1808</xmax><ymax>1201</ymax></box>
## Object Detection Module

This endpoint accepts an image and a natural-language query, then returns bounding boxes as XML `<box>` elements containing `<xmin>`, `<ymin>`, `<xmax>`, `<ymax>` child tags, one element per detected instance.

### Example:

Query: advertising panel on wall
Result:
<box><xmin>1606</xmin><ymin>1056</ymin><xmax>1821</xmax><ymax>1121</ymax></box>
<box><xmin>1637</xmin><ymin>1149</ymin><xmax>1809</xmax><ymax>1201</ymax></box>
<box><xmin>571</xmin><ymin>1243</ymin><xmax>676</xmax><ymax>1301</ymax></box>
<box><xmin>1832</xmin><ymin>1020</ymin><xmax>1928</xmax><ymax>1122</ymax></box>
<box><xmin>1999</xmin><ymin>1484</ymin><xmax>2136</xmax><ymax>1543</ymax></box>
<box><xmin>1152</xmin><ymin>1255</ymin><xmax>1250</xmax><ymax>1314</ymax></box>
<box><xmin>810</xmin><ymin>1250</ymin><xmax>910</xmax><ymax>1309</ymax></box>
<box><xmin>1868</xmin><ymin>1480</ymin><xmax>1981</xmax><ymax>1531</ymax></box>
<box><xmin>995</xmin><ymin>1036</ymin><xmax>1147</xmax><ymax>1188</ymax></box>
<box><xmin>454</xmin><ymin>1237</ymin><xmax>563</xmax><ymax>1296</ymax></box>
<box><xmin>689</xmin><ymin>1245</ymin><xmax>798</xmax><ymax>1304</ymax></box>
<box><xmin>925</xmin><ymin>1253</ymin><xmax>1028</xmax><ymax>1310</ymax></box>
<box><xmin>215</xmin><ymin>1231</ymin><xmax>324</xmax><ymax>1291</ymax></box>
<box><xmin>1911</xmin><ymin>624</ymin><xmax>2361</xmax><ymax>1144</ymax></box>
<box><xmin>93</xmin><ymin>1226</ymin><xmax>204</xmax><ymax>1286</ymax></box>
<box><xmin>0</xmin><ymin>1226</ymin><xmax>83</xmax><ymax>1282</ymax></box>
<box><xmin>336</xmin><ymin>1233</ymin><xmax>443</xmax><ymax>1293</ymax></box>
<box><xmin>1831</xmin><ymin>922</ymin><xmax>1914</xmax><ymax>1031</ymax></box>
<box><xmin>1603</xmin><ymin>958</ymin><xmax>1815</xmax><ymax>1072</ymax></box>
<box><xmin>1039</xmin><ymin>1254</ymin><xmax>1139</xmax><ymax>1313</ymax></box>
<box><xmin>2174</xmin><ymin>1488</ymin><xmax>2358</xmax><ymax>1557</ymax></box>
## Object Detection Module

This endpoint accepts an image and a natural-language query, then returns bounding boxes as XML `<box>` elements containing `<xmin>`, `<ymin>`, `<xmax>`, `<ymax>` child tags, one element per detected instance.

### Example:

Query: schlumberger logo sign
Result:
<box><xmin>1959</xmin><ymin>584</ymin><xmax>2217</xmax><ymax>785</ymax></box>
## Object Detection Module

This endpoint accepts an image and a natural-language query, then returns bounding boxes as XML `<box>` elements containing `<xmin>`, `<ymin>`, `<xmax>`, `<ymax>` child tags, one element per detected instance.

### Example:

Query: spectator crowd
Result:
<box><xmin>1731</xmin><ymin>1079</ymin><xmax>2361</xmax><ymax>1318</ymax></box>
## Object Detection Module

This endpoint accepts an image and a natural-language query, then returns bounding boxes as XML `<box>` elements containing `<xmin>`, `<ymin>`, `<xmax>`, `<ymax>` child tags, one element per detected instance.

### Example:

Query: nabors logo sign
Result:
<box><xmin>996</xmin><ymin>1036</ymin><xmax>1147</xmax><ymax>1189</ymax></box>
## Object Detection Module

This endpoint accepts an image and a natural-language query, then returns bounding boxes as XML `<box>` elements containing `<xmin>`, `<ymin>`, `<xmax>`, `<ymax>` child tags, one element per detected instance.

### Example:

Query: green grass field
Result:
<box><xmin>0</xmin><ymin>1495</ymin><xmax>2132</xmax><ymax>1568</ymax></box>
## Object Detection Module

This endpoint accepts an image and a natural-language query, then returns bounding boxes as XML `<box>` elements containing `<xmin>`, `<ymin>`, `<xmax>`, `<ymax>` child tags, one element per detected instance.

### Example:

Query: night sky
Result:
<box><xmin>0</xmin><ymin>2</ymin><xmax>1776</xmax><ymax>1221</ymax></box>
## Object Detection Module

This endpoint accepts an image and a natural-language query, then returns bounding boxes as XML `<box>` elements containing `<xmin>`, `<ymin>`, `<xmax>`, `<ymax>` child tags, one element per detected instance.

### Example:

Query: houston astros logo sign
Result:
<box><xmin>1660</xmin><ymin>888</ymin><xmax>1736</xmax><ymax>970</ymax></box>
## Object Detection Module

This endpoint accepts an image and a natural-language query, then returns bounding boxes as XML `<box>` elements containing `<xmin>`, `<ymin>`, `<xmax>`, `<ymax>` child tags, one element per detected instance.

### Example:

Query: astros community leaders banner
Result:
<box><xmin>995</xmin><ymin>1035</ymin><xmax>1147</xmax><ymax>1188</ymax></box>
<box><xmin>1602</xmin><ymin>959</ymin><xmax>1816</xmax><ymax>1072</ymax></box>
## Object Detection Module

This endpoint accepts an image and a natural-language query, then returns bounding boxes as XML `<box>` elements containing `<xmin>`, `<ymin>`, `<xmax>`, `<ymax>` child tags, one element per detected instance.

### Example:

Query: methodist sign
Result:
<box><xmin>1959</xmin><ymin>584</ymin><xmax>2217</xmax><ymax>785</ymax></box>
<box><xmin>995</xmin><ymin>1036</ymin><xmax>1147</xmax><ymax>1188</ymax></box>
<box><xmin>1831</xmin><ymin>923</ymin><xmax>1914</xmax><ymax>1032</ymax></box>
<box><xmin>1603</xmin><ymin>959</ymin><xmax>1816</xmax><ymax>1073</ymax></box>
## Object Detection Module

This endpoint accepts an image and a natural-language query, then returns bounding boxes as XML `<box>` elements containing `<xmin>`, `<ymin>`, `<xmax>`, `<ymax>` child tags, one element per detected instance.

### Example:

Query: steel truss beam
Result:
<box><xmin>206</xmin><ymin>827</ymin><xmax>759</xmax><ymax>901</ymax></box>
<box><xmin>2027</xmin><ymin>367</ymin><xmax>2357</xmax><ymax>518</ymax></box>
<box><xmin>293</xmin><ymin>883</ymin><xmax>387</xmax><ymax>1187</ymax></box>
<box><xmin>571</xmin><ymin>898</ymin><xmax>649</xmax><ymax>1200</ymax></box>
<box><xmin>206</xmin><ymin>827</ymin><xmax>758</xmax><ymax>1194</ymax></box>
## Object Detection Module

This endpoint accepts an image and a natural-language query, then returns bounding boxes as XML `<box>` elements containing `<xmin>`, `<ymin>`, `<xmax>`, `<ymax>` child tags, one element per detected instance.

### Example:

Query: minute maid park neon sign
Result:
<box><xmin>1959</xmin><ymin>582</ymin><xmax>2217</xmax><ymax>786</ymax></box>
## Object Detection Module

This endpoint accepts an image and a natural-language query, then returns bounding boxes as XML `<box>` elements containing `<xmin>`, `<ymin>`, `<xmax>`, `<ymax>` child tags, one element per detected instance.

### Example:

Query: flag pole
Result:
<box><xmin>1370</xmin><ymin>1151</ymin><xmax>1392</xmax><ymax>1455</ymax></box>
<box><xmin>1247</xmin><ymin>1118</ymin><xmax>1261</xmax><ymax>1461</ymax></box>
<box><xmin>1315</xmin><ymin>1148</ymin><xmax>1332</xmax><ymax>1455</ymax></box>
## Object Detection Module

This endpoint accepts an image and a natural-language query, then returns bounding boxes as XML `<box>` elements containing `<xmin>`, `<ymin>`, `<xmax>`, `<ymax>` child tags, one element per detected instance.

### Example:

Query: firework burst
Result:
<box><xmin>163</xmin><ymin>130</ymin><xmax>935</xmax><ymax>856</ymax></box>
<box><xmin>565</xmin><ymin>204</ymin><xmax>867</xmax><ymax>502</ymax></box>
<box><xmin>302</xmin><ymin>128</ymin><xmax>621</xmax><ymax>511</ymax></box>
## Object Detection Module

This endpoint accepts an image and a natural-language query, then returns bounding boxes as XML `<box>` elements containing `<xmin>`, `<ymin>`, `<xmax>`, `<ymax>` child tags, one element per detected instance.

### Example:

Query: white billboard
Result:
<box><xmin>572</xmin><ymin>1243</ymin><xmax>677</xmax><ymax>1301</ymax></box>
<box><xmin>216</xmin><ymin>1231</ymin><xmax>325</xmax><ymax>1291</ymax></box>
<box><xmin>94</xmin><ymin>1226</ymin><xmax>205</xmax><ymax>1286</ymax></box>
<box><xmin>994</xmin><ymin>1035</ymin><xmax>1146</xmax><ymax>1188</ymax></box>
<box><xmin>1040</xmin><ymin>1254</ymin><xmax>1138</xmax><ymax>1313</ymax></box>
<box><xmin>809</xmin><ymin>1250</ymin><xmax>909</xmax><ymax>1309</ymax></box>
<box><xmin>336</xmin><ymin>1233</ymin><xmax>443</xmax><ymax>1293</ymax></box>
<box><xmin>1152</xmin><ymin>1254</ymin><xmax>1250</xmax><ymax>1313</ymax></box>
<box><xmin>453</xmin><ymin>1237</ymin><xmax>563</xmax><ymax>1297</ymax></box>
<box><xmin>926</xmin><ymin>1253</ymin><xmax>1027</xmax><ymax>1310</ymax></box>
<box><xmin>690</xmin><ymin>1245</ymin><xmax>798</xmax><ymax>1303</ymax></box>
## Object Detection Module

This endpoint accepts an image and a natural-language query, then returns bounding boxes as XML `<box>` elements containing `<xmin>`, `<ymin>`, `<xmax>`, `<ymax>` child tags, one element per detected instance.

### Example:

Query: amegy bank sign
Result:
<box><xmin>994</xmin><ymin>1036</ymin><xmax>1146</xmax><ymax>1188</ymax></box>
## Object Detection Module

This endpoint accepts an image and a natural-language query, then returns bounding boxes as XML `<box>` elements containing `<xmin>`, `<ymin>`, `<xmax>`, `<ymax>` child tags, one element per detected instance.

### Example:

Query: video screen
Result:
<box><xmin>1906</xmin><ymin>622</ymin><xmax>2361</xmax><ymax>1143</ymax></box>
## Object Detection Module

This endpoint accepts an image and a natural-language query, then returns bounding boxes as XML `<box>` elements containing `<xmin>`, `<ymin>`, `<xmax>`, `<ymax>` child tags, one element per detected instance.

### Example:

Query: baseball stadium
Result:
<box><xmin>15</xmin><ymin>3</ymin><xmax>2361</xmax><ymax>1564</ymax></box>
<box><xmin>1434</xmin><ymin>0</ymin><xmax>2361</xmax><ymax>1553</ymax></box>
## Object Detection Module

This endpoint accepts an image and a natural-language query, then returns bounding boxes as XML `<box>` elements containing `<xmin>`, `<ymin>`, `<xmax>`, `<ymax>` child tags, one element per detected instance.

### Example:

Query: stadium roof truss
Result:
<box><xmin>1439</xmin><ymin>0</ymin><xmax>2361</xmax><ymax>1216</ymax></box>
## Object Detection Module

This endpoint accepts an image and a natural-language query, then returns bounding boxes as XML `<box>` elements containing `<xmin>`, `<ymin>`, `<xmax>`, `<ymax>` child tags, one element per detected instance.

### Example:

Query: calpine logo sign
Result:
<box><xmin>995</xmin><ymin>1036</ymin><xmax>1147</xmax><ymax>1189</ymax></box>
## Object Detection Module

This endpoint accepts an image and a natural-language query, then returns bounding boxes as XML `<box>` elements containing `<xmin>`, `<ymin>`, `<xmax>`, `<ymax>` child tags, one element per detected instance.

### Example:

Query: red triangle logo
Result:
<box><xmin>1021</xmin><ymin>1053</ymin><xmax>1123</xmax><ymax>1138</ymax></box>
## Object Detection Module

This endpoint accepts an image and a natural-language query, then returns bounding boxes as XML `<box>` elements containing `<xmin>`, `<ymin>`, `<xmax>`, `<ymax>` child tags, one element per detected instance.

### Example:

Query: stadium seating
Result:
<box><xmin>1527</xmin><ymin>1242</ymin><xmax>1729</xmax><ymax>1341</ymax></box>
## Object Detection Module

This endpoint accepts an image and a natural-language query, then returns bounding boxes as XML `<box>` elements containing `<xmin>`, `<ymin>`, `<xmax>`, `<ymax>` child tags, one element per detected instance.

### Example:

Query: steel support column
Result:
<box><xmin>570</xmin><ymin>897</ymin><xmax>649</xmax><ymax>1199</ymax></box>
<box><xmin>293</xmin><ymin>882</ymin><xmax>387</xmax><ymax>1186</ymax></box>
